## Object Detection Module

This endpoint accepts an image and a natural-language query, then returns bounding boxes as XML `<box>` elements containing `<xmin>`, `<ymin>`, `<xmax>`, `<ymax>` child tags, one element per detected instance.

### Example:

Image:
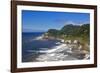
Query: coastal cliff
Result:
<box><xmin>41</xmin><ymin>24</ymin><xmax>89</xmax><ymax>51</ymax></box>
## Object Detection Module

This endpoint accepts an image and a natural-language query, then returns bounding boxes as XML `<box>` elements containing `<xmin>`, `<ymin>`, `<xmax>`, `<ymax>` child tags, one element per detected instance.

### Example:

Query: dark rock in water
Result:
<box><xmin>75</xmin><ymin>53</ymin><xmax>85</xmax><ymax>59</ymax></box>
<box><xmin>68</xmin><ymin>49</ymin><xmax>89</xmax><ymax>60</ymax></box>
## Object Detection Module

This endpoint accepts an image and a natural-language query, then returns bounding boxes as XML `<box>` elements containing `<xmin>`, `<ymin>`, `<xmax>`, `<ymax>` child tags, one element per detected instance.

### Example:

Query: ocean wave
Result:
<box><xmin>32</xmin><ymin>35</ymin><xmax>43</xmax><ymax>40</ymax></box>
<box><xmin>38</xmin><ymin>44</ymin><xmax>67</xmax><ymax>53</ymax></box>
<box><xmin>27</xmin><ymin>44</ymin><xmax>68</xmax><ymax>53</ymax></box>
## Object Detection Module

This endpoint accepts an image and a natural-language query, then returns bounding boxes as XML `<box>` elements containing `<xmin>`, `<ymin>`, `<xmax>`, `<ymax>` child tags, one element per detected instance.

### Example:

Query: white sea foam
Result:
<box><xmin>39</xmin><ymin>44</ymin><xmax>67</xmax><ymax>53</ymax></box>
<box><xmin>35</xmin><ymin>36</ymin><xmax>43</xmax><ymax>40</ymax></box>
<box><xmin>33</xmin><ymin>34</ymin><xmax>44</xmax><ymax>40</ymax></box>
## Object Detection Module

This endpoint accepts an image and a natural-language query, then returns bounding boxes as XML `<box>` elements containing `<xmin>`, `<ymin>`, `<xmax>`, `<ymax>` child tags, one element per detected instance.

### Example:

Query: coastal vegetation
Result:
<box><xmin>43</xmin><ymin>24</ymin><xmax>90</xmax><ymax>52</ymax></box>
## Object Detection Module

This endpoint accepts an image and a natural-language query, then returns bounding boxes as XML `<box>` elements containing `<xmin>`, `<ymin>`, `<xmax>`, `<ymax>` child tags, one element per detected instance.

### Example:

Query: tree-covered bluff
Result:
<box><xmin>46</xmin><ymin>24</ymin><xmax>89</xmax><ymax>39</ymax></box>
<box><xmin>43</xmin><ymin>24</ymin><xmax>90</xmax><ymax>51</ymax></box>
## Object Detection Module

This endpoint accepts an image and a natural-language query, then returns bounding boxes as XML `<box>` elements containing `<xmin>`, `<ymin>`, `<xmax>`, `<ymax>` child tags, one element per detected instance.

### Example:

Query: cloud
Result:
<box><xmin>64</xmin><ymin>21</ymin><xmax>75</xmax><ymax>25</ymax></box>
<box><xmin>54</xmin><ymin>18</ymin><xmax>89</xmax><ymax>26</ymax></box>
<box><xmin>54</xmin><ymin>19</ymin><xmax>79</xmax><ymax>25</ymax></box>
<box><xmin>64</xmin><ymin>21</ymin><xmax>90</xmax><ymax>26</ymax></box>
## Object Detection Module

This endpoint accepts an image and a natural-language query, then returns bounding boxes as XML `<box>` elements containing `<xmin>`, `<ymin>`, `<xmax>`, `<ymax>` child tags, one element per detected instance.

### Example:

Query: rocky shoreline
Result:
<box><xmin>31</xmin><ymin>34</ymin><xmax>90</xmax><ymax>62</ymax></box>
<box><xmin>33</xmin><ymin>43</ymin><xmax>89</xmax><ymax>62</ymax></box>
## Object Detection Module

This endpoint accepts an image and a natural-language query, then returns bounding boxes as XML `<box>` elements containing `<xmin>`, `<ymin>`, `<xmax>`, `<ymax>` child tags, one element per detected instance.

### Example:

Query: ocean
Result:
<box><xmin>22</xmin><ymin>32</ymin><xmax>60</xmax><ymax>62</ymax></box>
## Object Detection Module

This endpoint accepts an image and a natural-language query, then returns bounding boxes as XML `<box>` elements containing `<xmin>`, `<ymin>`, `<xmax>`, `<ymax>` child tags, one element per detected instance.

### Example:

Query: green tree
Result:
<box><xmin>47</xmin><ymin>29</ymin><xmax>59</xmax><ymax>37</ymax></box>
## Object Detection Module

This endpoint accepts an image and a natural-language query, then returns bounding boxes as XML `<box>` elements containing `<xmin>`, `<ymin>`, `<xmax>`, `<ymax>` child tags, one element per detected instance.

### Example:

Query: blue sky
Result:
<box><xmin>22</xmin><ymin>10</ymin><xmax>90</xmax><ymax>32</ymax></box>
